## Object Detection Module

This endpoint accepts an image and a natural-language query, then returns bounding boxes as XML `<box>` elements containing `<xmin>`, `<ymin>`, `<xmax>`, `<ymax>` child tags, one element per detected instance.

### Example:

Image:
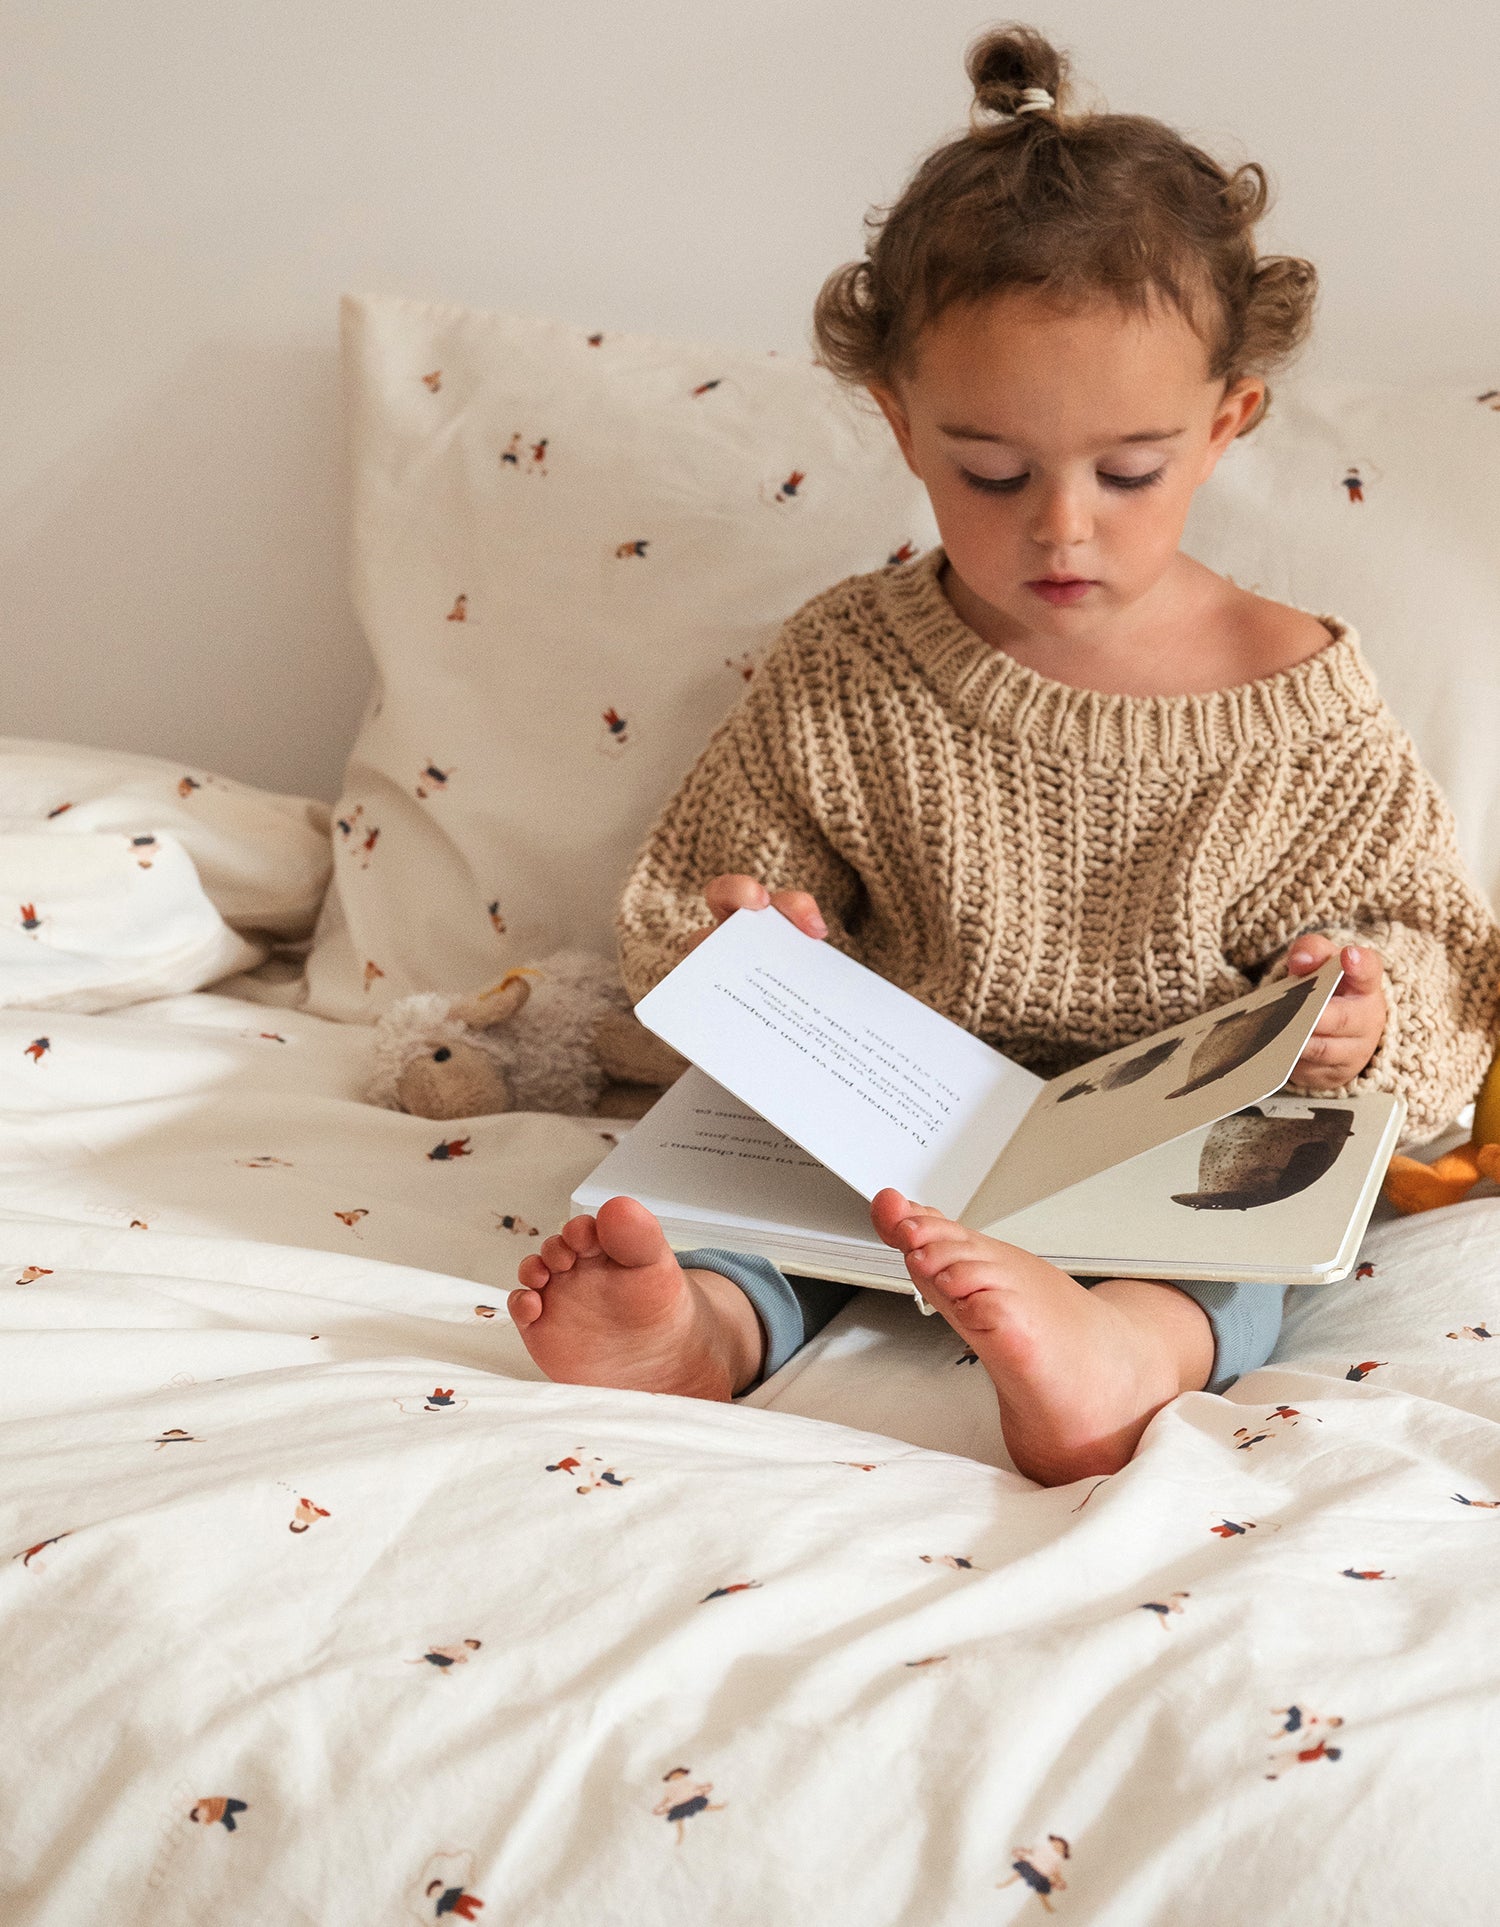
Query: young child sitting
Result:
<box><xmin>509</xmin><ymin>26</ymin><xmax>1500</xmax><ymax>1485</ymax></box>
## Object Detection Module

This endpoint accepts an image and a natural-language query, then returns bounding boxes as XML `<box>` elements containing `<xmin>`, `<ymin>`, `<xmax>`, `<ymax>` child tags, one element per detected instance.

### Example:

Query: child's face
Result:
<box><xmin>871</xmin><ymin>290</ymin><xmax>1263</xmax><ymax>639</ymax></box>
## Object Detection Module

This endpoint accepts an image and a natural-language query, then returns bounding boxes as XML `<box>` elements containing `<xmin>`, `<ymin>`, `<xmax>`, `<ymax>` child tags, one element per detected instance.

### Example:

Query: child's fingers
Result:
<box><xmin>1286</xmin><ymin>934</ymin><xmax>1336</xmax><ymax>977</ymax></box>
<box><xmin>768</xmin><ymin>888</ymin><xmax>828</xmax><ymax>939</ymax></box>
<box><xmin>1286</xmin><ymin>935</ymin><xmax>1385</xmax><ymax>996</ymax></box>
<box><xmin>1289</xmin><ymin>1056</ymin><xmax>1350</xmax><ymax>1091</ymax></box>
<box><xmin>1308</xmin><ymin>994</ymin><xmax>1379</xmax><ymax>1040</ymax></box>
<box><xmin>1292</xmin><ymin>1023</ymin><xmax>1383</xmax><ymax>1084</ymax></box>
<box><xmin>1293</xmin><ymin>1033</ymin><xmax>1364</xmax><ymax>1072</ymax></box>
<box><xmin>1336</xmin><ymin>944</ymin><xmax>1384</xmax><ymax>996</ymax></box>
<box><xmin>703</xmin><ymin>873</ymin><xmax>772</xmax><ymax>923</ymax></box>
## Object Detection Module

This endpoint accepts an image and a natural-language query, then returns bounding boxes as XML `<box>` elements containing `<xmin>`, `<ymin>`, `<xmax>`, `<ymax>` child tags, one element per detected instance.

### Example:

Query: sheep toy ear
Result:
<box><xmin>450</xmin><ymin>968</ymin><xmax>537</xmax><ymax>1032</ymax></box>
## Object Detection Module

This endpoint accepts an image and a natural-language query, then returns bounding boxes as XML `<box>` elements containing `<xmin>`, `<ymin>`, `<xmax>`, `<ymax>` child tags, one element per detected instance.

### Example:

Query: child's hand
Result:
<box><xmin>1284</xmin><ymin>938</ymin><xmax>1387</xmax><ymax>1089</ymax></box>
<box><xmin>681</xmin><ymin>874</ymin><xmax>828</xmax><ymax>955</ymax></box>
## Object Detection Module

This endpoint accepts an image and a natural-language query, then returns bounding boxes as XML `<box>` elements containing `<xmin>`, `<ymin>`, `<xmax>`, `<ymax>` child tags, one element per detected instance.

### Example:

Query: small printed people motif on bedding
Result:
<box><xmin>653</xmin><ymin>1767</ymin><xmax>726</xmax><ymax>1845</ymax></box>
<box><xmin>288</xmin><ymin>1497</ymin><xmax>331</xmax><ymax>1534</ymax></box>
<box><xmin>761</xmin><ymin>469</ymin><xmax>806</xmax><ymax>506</ymax></box>
<box><xmin>14</xmin><ymin>1532</ymin><xmax>71</xmax><ymax>1571</ymax></box>
<box><xmin>410</xmin><ymin>1850</ymin><xmax>485</xmax><ymax>1922</ymax></box>
<box><xmin>1265</xmin><ymin>1707</ymin><xmax>1344</xmax><ymax>1779</ymax></box>
<box><xmin>190</xmin><ymin>1797</ymin><xmax>249</xmax><ymax>1832</ymax></box>
<box><xmin>545</xmin><ymin>1451</ymin><xmax>632</xmax><ymax>1495</ymax></box>
<box><xmin>999</xmin><ymin>1835</ymin><xmax>1071</xmax><ymax>1912</ymax></box>
<box><xmin>395</xmin><ymin>1387</ymin><xmax>469</xmax><ymax>1416</ymax></box>
<box><xmin>598</xmin><ymin>708</ymin><xmax>630</xmax><ymax>756</ymax></box>
<box><xmin>408</xmin><ymin>1638</ymin><xmax>482</xmax><ymax>1673</ymax></box>
<box><xmin>1139</xmin><ymin>1590</ymin><xmax>1190</xmax><ymax>1629</ymax></box>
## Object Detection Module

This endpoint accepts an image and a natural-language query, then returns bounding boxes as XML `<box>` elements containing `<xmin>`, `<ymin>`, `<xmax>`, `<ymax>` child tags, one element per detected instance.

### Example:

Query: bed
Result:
<box><xmin>4</xmin><ymin>297</ymin><xmax>1499</xmax><ymax>1924</ymax></box>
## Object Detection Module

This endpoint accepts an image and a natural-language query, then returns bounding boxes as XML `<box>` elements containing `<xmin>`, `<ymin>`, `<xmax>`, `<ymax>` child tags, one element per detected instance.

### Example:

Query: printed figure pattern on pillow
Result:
<box><xmin>311</xmin><ymin>311</ymin><xmax>1500</xmax><ymax>1024</ymax></box>
<box><xmin>1181</xmin><ymin>385</ymin><xmax>1500</xmax><ymax>912</ymax></box>
<box><xmin>305</xmin><ymin>296</ymin><xmax>939</xmax><ymax>1020</ymax></box>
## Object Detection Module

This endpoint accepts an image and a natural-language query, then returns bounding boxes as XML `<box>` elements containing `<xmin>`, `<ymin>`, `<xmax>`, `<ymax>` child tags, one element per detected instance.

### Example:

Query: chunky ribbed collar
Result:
<box><xmin>878</xmin><ymin>547</ymin><xmax>1383</xmax><ymax>766</ymax></box>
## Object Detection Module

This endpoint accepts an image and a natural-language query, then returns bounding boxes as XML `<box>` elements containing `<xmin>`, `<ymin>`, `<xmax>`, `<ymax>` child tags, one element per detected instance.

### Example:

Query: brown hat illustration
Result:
<box><xmin>1165</xmin><ymin>976</ymin><xmax>1322</xmax><ymax>1100</ymax></box>
<box><xmin>1048</xmin><ymin>1040</ymin><xmax>1179</xmax><ymax>1102</ymax></box>
<box><xmin>1172</xmin><ymin>1105</ymin><xmax>1354</xmax><ymax>1211</ymax></box>
<box><xmin>1056</xmin><ymin>1034</ymin><xmax>1184</xmax><ymax>1103</ymax></box>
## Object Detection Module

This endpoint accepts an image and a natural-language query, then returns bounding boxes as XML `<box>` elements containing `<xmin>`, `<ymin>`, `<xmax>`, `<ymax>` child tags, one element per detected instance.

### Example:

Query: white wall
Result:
<box><xmin>5</xmin><ymin>0</ymin><xmax>1498</xmax><ymax>800</ymax></box>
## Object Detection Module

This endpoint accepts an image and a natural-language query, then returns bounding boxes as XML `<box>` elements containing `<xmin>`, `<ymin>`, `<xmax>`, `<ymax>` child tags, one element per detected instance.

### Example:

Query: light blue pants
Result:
<box><xmin>676</xmin><ymin>1248</ymin><xmax>1284</xmax><ymax>1397</ymax></box>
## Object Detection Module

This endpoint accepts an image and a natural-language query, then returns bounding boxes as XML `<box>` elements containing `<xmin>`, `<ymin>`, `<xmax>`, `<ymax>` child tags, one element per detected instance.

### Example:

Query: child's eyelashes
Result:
<box><xmin>959</xmin><ymin>471</ymin><xmax>1027</xmax><ymax>495</ymax></box>
<box><xmin>1103</xmin><ymin>468</ymin><xmax>1167</xmax><ymax>491</ymax></box>
<box><xmin>958</xmin><ymin>468</ymin><xmax>1167</xmax><ymax>494</ymax></box>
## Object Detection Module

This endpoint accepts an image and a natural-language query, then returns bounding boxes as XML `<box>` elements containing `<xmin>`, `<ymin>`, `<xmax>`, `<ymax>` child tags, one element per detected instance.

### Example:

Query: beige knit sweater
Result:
<box><xmin>618</xmin><ymin>549</ymin><xmax>1500</xmax><ymax>1141</ymax></box>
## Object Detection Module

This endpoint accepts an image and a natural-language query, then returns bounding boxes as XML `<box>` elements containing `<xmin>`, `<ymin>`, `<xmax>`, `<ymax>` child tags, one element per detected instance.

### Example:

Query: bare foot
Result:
<box><xmin>509</xmin><ymin>1195</ymin><xmax>765</xmax><ymax>1399</ymax></box>
<box><xmin>871</xmin><ymin>1189</ymin><xmax>1214</xmax><ymax>1485</ymax></box>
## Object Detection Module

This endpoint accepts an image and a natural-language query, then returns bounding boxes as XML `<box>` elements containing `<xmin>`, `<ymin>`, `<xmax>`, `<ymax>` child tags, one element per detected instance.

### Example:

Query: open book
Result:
<box><xmin>573</xmin><ymin>909</ymin><xmax>1405</xmax><ymax>1292</ymax></box>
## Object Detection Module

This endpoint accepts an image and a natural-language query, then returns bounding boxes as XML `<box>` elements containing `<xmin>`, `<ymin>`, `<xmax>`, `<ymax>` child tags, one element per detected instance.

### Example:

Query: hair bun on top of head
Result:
<box><xmin>967</xmin><ymin>23</ymin><xmax>1069</xmax><ymax>126</ymax></box>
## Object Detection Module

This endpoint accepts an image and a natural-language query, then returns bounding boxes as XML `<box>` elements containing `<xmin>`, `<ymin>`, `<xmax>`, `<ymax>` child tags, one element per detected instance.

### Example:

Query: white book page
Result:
<box><xmin>633</xmin><ymin>909</ymin><xmax>1043</xmax><ymax>1217</ymax></box>
<box><xmin>574</xmin><ymin>1067</ymin><xmax>879</xmax><ymax>1243</ymax></box>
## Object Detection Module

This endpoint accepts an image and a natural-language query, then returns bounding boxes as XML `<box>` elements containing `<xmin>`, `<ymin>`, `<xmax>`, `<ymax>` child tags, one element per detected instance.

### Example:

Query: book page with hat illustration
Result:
<box><xmin>989</xmin><ymin>1090</ymin><xmax>1403</xmax><ymax>1285</ymax></box>
<box><xmin>959</xmin><ymin>955</ymin><xmax>1345</xmax><ymax>1230</ymax></box>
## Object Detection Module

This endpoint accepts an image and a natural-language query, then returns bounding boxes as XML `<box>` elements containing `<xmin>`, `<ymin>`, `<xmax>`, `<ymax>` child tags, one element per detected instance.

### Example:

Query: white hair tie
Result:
<box><xmin>1013</xmin><ymin>87</ymin><xmax>1055</xmax><ymax>115</ymax></box>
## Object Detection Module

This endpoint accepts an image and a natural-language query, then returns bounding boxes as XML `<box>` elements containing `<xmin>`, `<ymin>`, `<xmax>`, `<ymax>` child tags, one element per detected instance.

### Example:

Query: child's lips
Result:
<box><xmin>1027</xmin><ymin>577</ymin><xmax>1097</xmax><ymax>606</ymax></box>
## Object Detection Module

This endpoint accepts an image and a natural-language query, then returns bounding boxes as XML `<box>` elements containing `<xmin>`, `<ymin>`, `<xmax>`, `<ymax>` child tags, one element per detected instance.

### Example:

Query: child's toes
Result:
<box><xmin>560</xmin><ymin>1214</ymin><xmax>603</xmax><ymax>1257</ymax></box>
<box><xmin>902</xmin><ymin>1232</ymin><xmax>976</xmax><ymax>1279</ymax></box>
<box><xmin>919</xmin><ymin>1258</ymin><xmax>1006</xmax><ymax>1306</ymax></box>
<box><xmin>516</xmin><ymin>1254</ymin><xmax>549</xmax><ymax>1291</ymax></box>
<box><xmin>508</xmin><ymin>1286</ymin><xmax>543</xmax><ymax>1327</ymax></box>
<box><xmin>871</xmin><ymin>1189</ymin><xmax>946</xmax><ymax>1244</ymax></box>
<box><xmin>899</xmin><ymin>1217</ymin><xmax>972</xmax><ymax>1259</ymax></box>
<box><xmin>538</xmin><ymin>1234</ymin><xmax>577</xmax><ymax>1273</ymax></box>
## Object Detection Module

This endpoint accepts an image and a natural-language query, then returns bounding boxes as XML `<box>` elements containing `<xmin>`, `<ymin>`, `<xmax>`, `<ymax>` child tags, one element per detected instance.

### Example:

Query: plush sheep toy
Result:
<box><xmin>367</xmin><ymin>951</ymin><xmax>687</xmax><ymax>1122</ymax></box>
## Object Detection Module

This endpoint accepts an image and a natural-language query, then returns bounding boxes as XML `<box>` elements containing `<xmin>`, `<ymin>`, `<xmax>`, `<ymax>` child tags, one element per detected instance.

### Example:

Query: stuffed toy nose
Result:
<box><xmin>396</xmin><ymin>1039</ymin><xmax>511</xmax><ymax>1120</ymax></box>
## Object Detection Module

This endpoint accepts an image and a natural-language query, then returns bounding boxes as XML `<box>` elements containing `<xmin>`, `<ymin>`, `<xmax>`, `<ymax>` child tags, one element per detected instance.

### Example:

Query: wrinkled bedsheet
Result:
<box><xmin>4</xmin><ymin>993</ymin><xmax>1500</xmax><ymax>1924</ymax></box>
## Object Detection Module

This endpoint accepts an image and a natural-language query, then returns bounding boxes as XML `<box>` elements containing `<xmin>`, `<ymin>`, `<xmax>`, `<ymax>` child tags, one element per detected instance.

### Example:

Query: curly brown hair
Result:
<box><xmin>813</xmin><ymin>24</ymin><xmax>1316</xmax><ymax>432</ymax></box>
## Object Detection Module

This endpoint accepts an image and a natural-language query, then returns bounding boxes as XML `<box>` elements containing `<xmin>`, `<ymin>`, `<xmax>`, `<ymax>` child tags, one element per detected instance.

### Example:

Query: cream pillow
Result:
<box><xmin>305</xmin><ymin>295</ymin><xmax>937</xmax><ymax>1020</ymax></box>
<box><xmin>310</xmin><ymin>294</ymin><xmax>1500</xmax><ymax>1026</ymax></box>
<box><xmin>1184</xmin><ymin>383</ymin><xmax>1500</xmax><ymax>911</ymax></box>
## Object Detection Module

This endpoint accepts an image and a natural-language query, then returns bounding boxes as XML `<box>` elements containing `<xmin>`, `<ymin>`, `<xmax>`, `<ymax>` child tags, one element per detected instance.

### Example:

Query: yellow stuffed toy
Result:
<box><xmin>1383</xmin><ymin>1053</ymin><xmax>1500</xmax><ymax>1213</ymax></box>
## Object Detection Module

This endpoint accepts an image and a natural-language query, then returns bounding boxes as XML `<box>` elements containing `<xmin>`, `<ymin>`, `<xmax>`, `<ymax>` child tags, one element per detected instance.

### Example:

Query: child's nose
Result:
<box><xmin>1029</xmin><ymin>481</ymin><xmax>1093</xmax><ymax>550</ymax></box>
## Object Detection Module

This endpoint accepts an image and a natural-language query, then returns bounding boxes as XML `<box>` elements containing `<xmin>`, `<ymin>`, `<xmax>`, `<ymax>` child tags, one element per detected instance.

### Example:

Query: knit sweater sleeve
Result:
<box><xmin>615</xmin><ymin>631</ymin><xmax>865</xmax><ymax>1003</ymax></box>
<box><xmin>1222</xmin><ymin>722</ymin><xmax>1500</xmax><ymax>1141</ymax></box>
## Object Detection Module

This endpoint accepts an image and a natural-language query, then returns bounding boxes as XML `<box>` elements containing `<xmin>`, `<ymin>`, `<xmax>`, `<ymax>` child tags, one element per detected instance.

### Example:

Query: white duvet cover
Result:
<box><xmin>4</xmin><ymin>992</ymin><xmax>1500</xmax><ymax>1924</ymax></box>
